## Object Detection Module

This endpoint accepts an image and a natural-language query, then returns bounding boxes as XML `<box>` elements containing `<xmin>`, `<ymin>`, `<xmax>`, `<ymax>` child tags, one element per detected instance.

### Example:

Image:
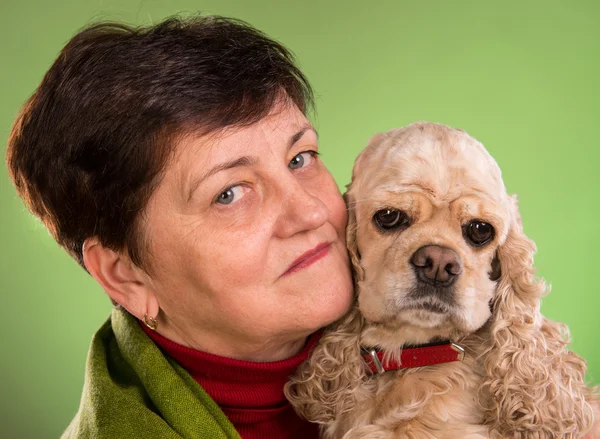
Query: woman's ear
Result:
<box><xmin>83</xmin><ymin>237</ymin><xmax>160</xmax><ymax>321</ymax></box>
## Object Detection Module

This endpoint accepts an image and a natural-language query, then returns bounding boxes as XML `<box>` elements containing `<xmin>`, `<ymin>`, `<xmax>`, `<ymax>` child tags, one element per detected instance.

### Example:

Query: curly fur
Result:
<box><xmin>482</xmin><ymin>212</ymin><xmax>597</xmax><ymax>437</ymax></box>
<box><xmin>286</xmin><ymin>122</ymin><xmax>600</xmax><ymax>439</ymax></box>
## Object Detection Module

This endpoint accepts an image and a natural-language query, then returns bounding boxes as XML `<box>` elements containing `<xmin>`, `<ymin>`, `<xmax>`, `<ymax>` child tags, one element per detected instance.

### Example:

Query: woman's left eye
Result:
<box><xmin>215</xmin><ymin>185</ymin><xmax>247</xmax><ymax>205</ymax></box>
<box><xmin>288</xmin><ymin>151</ymin><xmax>318</xmax><ymax>170</ymax></box>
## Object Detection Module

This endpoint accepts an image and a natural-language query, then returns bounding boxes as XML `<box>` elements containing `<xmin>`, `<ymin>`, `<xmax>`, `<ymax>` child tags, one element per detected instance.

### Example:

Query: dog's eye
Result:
<box><xmin>373</xmin><ymin>209</ymin><xmax>410</xmax><ymax>230</ymax></box>
<box><xmin>463</xmin><ymin>221</ymin><xmax>495</xmax><ymax>246</ymax></box>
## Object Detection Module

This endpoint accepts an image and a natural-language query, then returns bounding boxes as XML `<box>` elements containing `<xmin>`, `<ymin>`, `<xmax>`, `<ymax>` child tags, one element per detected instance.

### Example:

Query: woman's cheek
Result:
<box><xmin>209</xmin><ymin>189</ymin><xmax>260</xmax><ymax>227</ymax></box>
<box><xmin>320</xmin><ymin>178</ymin><xmax>347</xmax><ymax>233</ymax></box>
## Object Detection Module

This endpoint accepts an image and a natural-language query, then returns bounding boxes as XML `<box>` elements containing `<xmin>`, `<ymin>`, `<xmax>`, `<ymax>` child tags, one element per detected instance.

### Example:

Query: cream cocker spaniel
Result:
<box><xmin>286</xmin><ymin>122</ymin><xmax>599</xmax><ymax>438</ymax></box>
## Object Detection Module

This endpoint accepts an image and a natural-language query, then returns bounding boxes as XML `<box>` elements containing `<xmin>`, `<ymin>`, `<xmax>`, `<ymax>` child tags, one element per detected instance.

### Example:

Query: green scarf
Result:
<box><xmin>62</xmin><ymin>307</ymin><xmax>241</xmax><ymax>439</ymax></box>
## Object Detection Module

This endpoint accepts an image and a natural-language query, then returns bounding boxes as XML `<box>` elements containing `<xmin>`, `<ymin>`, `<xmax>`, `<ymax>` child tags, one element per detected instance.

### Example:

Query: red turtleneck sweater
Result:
<box><xmin>141</xmin><ymin>323</ymin><xmax>321</xmax><ymax>439</ymax></box>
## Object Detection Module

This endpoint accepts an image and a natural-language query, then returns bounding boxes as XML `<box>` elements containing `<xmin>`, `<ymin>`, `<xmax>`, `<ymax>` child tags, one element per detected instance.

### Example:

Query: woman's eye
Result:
<box><xmin>216</xmin><ymin>185</ymin><xmax>246</xmax><ymax>205</ymax></box>
<box><xmin>288</xmin><ymin>151</ymin><xmax>317</xmax><ymax>170</ymax></box>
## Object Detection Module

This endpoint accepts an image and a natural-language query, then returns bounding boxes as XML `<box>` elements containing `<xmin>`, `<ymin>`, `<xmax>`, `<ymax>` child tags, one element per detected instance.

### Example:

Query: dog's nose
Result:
<box><xmin>411</xmin><ymin>245</ymin><xmax>462</xmax><ymax>286</ymax></box>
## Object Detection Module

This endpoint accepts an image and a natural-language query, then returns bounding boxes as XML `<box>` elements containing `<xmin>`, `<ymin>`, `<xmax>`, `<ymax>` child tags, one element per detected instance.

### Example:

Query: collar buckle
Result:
<box><xmin>367</xmin><ymin>348</ymin><xmax>386</xmax><ymax>374</ymax></box>
<box><xmin>450</xmin><ymin>342</ymin><xmax>465</xmax><ymax>361</ymax></box>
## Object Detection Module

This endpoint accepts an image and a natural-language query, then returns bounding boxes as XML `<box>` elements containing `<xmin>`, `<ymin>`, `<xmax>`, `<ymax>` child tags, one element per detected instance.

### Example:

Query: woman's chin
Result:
<box><xmin>302</xmin><ymin>273</ymin><xmax>354</xmax><ymax>329</ymax></box>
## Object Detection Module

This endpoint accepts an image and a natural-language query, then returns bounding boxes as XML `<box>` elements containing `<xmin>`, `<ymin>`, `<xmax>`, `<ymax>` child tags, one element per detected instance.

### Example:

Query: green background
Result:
<box><xmin>1</xmin><ymin>1</ymin><xmax>598</xmax><ymax>437</ymax></box>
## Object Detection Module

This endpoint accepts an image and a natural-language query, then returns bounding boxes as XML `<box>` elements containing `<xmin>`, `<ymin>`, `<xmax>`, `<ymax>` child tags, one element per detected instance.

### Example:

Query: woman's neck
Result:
<box><xmin>153</xmin><ymin>318</ymin><xmax>310</xmax><ymax>362</ymax></box>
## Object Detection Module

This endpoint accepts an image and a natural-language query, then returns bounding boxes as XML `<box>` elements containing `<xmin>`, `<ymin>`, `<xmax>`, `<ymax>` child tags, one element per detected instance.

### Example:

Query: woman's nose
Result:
<box><xmin>274</xmin><ymin>180</ymin><xmax>329</xmax><ymax>238</ymax></box>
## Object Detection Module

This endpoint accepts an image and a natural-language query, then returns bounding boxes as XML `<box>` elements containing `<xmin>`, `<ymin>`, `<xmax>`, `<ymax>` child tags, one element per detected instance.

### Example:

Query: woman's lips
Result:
<box><xmin>282</xmin><ymin>242</ymin><xmax>331</xmax><ymax>277</ymax></box>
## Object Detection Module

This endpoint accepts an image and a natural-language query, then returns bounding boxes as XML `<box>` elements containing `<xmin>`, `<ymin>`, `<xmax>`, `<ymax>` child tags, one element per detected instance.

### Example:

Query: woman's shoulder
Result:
<box><xmin>61</xmin><ymin>307</ymin><xmax>240</xmax><ymax>439</ymax></box>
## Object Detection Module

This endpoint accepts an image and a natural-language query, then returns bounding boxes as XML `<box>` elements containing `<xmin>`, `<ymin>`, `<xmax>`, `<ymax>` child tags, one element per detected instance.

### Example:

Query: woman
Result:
<box><xmin>6</xmin><ymin>15</ymin><xmax>354</xmax><ymax>439</ymax></box>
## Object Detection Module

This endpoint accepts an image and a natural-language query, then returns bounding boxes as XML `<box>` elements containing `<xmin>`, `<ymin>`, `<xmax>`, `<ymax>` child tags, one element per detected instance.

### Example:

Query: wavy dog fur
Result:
<box><xmin>286</xmin><ymin>123</ymin><xmax>599</xmax><ymax>438</ymax></box>
<box><xmin>482</xmin><ymin>203</ymin><xmax>596</xmax><ymax>437</ymax></box>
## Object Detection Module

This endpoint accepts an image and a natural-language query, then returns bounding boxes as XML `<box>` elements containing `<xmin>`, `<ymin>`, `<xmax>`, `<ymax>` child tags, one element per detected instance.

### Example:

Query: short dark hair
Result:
<box><xmin>6</xmin><ymin>15</ymin><xmax>313</xmax><ymax>270</ymax></box>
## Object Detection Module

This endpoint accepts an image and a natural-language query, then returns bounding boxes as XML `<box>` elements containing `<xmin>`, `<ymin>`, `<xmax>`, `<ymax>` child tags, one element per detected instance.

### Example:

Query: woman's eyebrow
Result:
<box><xmin>185</xmin><ymin>126</ymin><xmax>318</xmax><ymax>202</ymax></box>
<box><xmin>186</xmin><ymin>156</ymin><xmax>257</xmax><ymax>202</ymax></box>
<box><xmin>289</xmin><ymin>125</ymin><xmax>318</xmax><ymax>149</ymax></box>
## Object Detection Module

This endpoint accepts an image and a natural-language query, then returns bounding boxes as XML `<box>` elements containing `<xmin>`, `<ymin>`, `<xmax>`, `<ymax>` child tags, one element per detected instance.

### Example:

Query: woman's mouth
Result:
<box><xmin>282</xmin><ymin>242</ymin><xmax>331</xmax><ymax>277</ymax></box>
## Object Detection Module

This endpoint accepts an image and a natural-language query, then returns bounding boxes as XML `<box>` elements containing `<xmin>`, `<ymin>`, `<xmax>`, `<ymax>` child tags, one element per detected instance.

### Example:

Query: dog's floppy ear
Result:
<box><xmin>284</xmin><ymin>306</ymin><xmax>365</xmax><ymax>426</ymax></box>
<box><xmin>488</xmin><ymin>252</ymin><xmax>501</xmax><ymax>281</ymax></box>
<box><xmin>344</xmin><ymin>132</ymin><xmax>387</xmax><ymax>285</ymax></box>
<box><xmin>483</xmin><ymin>195</ymin><xmax>594</xmax><ymax>436</ymax></box>
<box><xmin>344</xmin><ymin>189</ymin><xmax>364</xmax><ymax>285</ymax></box>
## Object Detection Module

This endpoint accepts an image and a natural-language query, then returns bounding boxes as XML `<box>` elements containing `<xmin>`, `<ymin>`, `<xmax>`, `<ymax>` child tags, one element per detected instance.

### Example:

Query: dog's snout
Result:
<box><xmin>411</xmin><ymin>245</ymin><xmax>462</xmax><ymax>286</ymax></box>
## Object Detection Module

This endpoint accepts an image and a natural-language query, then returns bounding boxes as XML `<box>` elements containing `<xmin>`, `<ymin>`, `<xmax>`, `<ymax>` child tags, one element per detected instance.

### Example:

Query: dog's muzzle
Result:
<box><xmin>411</xmin><ymin>245</ymin><xmax>462</xmax><ymax>288</ymax></box>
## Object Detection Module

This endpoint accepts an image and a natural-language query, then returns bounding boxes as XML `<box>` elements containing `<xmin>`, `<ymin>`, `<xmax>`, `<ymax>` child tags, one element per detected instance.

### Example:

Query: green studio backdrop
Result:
<box><xmin>1</xmin><ymin>1</ymin><xmax>599</xmax><ymax>437</ymax></box>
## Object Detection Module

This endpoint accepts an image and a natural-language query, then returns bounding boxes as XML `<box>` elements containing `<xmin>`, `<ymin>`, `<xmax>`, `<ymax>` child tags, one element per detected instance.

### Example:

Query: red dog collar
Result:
<box><xmin>362</xmin><ymin>342</ymin><xmax>465</xmax><ymax>374</ymax></box>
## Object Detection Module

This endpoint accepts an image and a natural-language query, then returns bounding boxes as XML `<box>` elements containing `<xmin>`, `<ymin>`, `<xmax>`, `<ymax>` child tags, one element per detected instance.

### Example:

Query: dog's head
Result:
<box><xmin>287</xmin><ymin>123</ymin><xmax>595</xmax><ymax>436</ymax></box>
<box><xmin>346</xmin><ymin>122</ymin><xmax>513</xmax><ymax>346</ymax></box>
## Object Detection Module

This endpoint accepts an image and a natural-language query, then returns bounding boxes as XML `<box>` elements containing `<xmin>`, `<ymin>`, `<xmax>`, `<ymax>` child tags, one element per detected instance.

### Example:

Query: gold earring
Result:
<box><xmin>143</xmin><ymin>313</ymin><xmax>158</xmax><ymax>330</ymax></box>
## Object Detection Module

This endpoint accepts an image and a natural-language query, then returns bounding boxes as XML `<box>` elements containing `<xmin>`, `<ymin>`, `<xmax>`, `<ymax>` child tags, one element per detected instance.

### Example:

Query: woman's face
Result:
<box><xmin>141</xmin><ymin>101</ymin><xmax>353</xmax><ymax>358</ymax></box>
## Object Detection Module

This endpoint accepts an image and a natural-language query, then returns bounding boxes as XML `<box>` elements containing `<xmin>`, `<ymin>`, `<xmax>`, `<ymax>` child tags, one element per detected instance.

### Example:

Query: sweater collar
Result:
<box><xmin>141</xmin><ymin>322</ymin><xmax>321</xmax><ymax>409</ymax></box>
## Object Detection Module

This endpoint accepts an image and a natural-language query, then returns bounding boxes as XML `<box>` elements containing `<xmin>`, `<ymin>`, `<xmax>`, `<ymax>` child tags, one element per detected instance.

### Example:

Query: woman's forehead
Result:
<box><xmin>177</xmin><ymin>103</ymin><xmax>313</xmax><ymax>161</ymax></box>
<box><xmin>158</xmin><ymin>104</ymin><xmax>317</xmax><ymax>198</ymax></box>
